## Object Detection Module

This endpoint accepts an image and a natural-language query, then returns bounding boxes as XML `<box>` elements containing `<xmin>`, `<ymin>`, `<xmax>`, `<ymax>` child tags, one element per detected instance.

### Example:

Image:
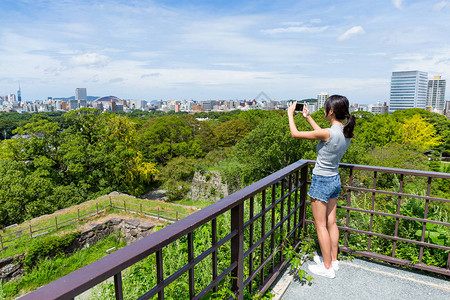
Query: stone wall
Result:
<box><xmin>0</xmin><ymin>218</ymin><xmax>155</xmax><ymax>283</ymax></box>
<box><xmin>187</xmin><ymin>171</ymin><xmax>228</xmax><ymax>202</ymax></box>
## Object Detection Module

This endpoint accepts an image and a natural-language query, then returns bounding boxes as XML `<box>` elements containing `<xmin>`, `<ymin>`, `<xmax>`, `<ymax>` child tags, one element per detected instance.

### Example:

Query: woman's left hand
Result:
<box><xmin>287</xmin><ymin>101</ymin><xmax>297</xmax><ymax>116</ymax></box>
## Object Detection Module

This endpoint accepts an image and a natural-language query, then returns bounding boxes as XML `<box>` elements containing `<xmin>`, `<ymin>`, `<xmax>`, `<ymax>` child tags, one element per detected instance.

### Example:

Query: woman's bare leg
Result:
<box><xmin>326</xmin><ymin>198</ymin><xmax>339</xmax><ymax>261</ymax></box>
<box><xmin>310</xmin><ymin>198</ymin><xmax>332</xmax><ymax>269</ymax></box>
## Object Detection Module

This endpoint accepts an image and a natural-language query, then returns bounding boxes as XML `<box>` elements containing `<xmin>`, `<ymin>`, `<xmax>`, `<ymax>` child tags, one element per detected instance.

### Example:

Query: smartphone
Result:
<box><xmin>295</xmin><ymin>103</ymin><xmax>304</xmax><ymax>112</ymax></box>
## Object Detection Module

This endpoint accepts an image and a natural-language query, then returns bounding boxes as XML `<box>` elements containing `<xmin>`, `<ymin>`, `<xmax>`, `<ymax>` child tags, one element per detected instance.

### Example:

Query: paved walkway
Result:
<box><xmin>279</xmin><ymin>257</ymin><xmax>450</xmax><ymax>300</ymax></box>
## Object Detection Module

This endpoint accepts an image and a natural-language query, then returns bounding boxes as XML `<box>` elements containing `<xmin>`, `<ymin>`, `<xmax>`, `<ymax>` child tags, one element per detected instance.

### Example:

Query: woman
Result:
<box><xmin>287</xmin><ymin>95</ymin><xmax>355</xmax><ymax>278</ymax></box>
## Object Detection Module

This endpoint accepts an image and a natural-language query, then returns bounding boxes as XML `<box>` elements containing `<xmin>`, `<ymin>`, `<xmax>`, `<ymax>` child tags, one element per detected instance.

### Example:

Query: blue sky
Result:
<box><xmin>0</xmin><ymin>0</ymin><xmax>449</xmax><ymax>104</ymax></box>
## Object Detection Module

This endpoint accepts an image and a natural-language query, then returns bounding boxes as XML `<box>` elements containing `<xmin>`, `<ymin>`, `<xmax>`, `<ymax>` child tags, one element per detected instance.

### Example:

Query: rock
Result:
<box><xmin>188</xmin><ymin>171</ymin><xmax>229</xmax><ymax>202</ymax></box>
<box><xmin>138</xmin><ymin>222</ymin><xmax>154</xmax><ymax>231</ymax></box>
<box><xmin>124</xmin><ymin>219</ymin><xmax>140</xmax><ymax>228</ymax></box>
<box><xmin>0</xmin><ymin>256</ymin><xmax>14</xmax><ymax>269</ymax></box>
<box><xmin>107</xmin><ymin>218</ymin><xmax>123</xmax><ymax>225</ymax></box>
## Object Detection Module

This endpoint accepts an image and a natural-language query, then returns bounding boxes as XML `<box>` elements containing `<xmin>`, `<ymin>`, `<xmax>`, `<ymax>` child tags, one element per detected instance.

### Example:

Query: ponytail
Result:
<box><xmin>343</xmin><ymin>114</ymin><xmax>355</xmax><ymax>138</ymax></box>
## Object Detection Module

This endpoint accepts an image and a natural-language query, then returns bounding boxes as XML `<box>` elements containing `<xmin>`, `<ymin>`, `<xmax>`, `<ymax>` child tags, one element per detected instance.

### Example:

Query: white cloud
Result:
<box><xmin>337</xmin><ymin>26</ymin><xmax>365</xmax><ymax>41</ymax></box>
<box><xmin>392</xmin><ymin>0</ymin><xmax>404</xmax><ymax>9</ymax></box>
<box><xmin>433</xmin><ymin>1</ymin><xmax>449</xmax><ymax>11</ymax></box>
<box><xmin>68</xmin><ymin>53</ymin><xmax>110</xmax><ymax>67</ymax></box>
<box><xmin>262</xmin><ymin>26</ymin><xmax>328</xmax><ymax>34</ymax></box>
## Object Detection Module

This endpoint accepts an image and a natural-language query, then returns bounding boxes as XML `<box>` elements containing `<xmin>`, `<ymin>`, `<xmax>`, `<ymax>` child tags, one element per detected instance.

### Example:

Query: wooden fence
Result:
<box><xmin>0</xmin><ymin>198</ymin><xmax>189</xmax><ymax>251</ymax></box>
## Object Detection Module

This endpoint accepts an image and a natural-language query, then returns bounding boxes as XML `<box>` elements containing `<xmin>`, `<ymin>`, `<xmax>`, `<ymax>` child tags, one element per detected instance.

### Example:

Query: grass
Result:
<box><xmin>171</xmin><ymin>198</ymin><xmax>214</xmax><ymax>209</ymax></box>
<box><xmin>440</xmin><ymin>161</ymin><xmax>450</xmax><ymax>172</ymax></box>
<box><xmin>0</xmin><ymin>194</ymin><xmax>199</xmax><ymax>259</ymax></box>
<box><xmin>1</xmin><ymin>232</ymin><xmax>127</xmax><ymax>299</ymax></box>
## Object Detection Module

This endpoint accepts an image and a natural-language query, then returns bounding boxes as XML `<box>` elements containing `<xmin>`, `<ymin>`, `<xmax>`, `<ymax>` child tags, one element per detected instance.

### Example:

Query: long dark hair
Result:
<box><xmin>324</xmin><ymin>95</ymin><xmax>355</xmax><ymax>138</ymax></box>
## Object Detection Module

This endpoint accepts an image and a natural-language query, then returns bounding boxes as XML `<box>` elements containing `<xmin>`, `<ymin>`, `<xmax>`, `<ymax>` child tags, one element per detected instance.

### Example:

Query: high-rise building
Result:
<box><xmin>389</xmin><ymin>71</ymin><xmax>428</xmax><ymax>112</ymax></box>
<box><xmin>75</xmin><ymin>88</ymin><xmax>87</xmax><ymax>100</ymax></box>
<box><xmin>427</xmin><ymin>76</ymin><xmax>446</xmax><ymax>112</ymax></box>
<box><xmin>317</xmin><ymin>92</ymin><xmax>329</xmax><ymax>109</ymax></box>
<box><xmin>444</xmin><ymin>101</ymin><xmax>450</xmax><ymax>119</ymax></box>
<box><xmin>17</xmin><ymin>83</ymin><xmax>22</xmax><ymax>102</ymax></box>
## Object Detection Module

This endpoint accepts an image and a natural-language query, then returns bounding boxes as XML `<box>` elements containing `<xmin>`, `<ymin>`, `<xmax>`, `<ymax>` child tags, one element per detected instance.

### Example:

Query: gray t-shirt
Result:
<box><xmin>312</xmin><ymin>124</ymin><xmax>351</xmax><ymax>176</ymax></box>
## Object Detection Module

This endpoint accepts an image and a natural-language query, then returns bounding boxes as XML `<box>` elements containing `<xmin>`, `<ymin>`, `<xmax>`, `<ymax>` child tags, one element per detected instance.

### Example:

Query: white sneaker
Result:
<box><xmin>308</xmin><ymin>263</ymin><xmax>336</xmax><ymax>278</ymax></box>
<box><xmin>313</xmin><ymin>255</ymin><xmax>339</xmax><ymax>271</ymax></box>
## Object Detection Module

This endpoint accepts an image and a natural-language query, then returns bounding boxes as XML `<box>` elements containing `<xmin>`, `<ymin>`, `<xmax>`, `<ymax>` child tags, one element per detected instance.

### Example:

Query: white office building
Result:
<box><xmin>389</xmin><ymin>71</ymin><xmax>428</xmax><ymax>112</ymax></box>
<box><xmin>427</xmin><ymin>76</ymin><xmax>446</xmax><ymax>112</ymax></box>
<box><xmin>317</xmin><ymin>92</ymin><xmax>329</xmax><ymax>109</ymax></box>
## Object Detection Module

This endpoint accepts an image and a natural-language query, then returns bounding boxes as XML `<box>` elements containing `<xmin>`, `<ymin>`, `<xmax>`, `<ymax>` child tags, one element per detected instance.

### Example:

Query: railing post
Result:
<box><xmin>109</xmin><ymin>196</ymin><xmax>112</xmax><ymax>207</ymax></box>
<box><xmin>231</xmin><ymin>202</ymin><xmax>244</xmax><ymax>300</ymax></box>
<box><xmin>0</xmin><ymin>234</ymin><xmax>3</xmax><ymax>250</ymax></box>
<box><xmin>96</xmin><ymin>203</ymin><xmax>99</xmax><ymax>215</ymax></box>
<box><xmin>188</xmin><ymin>232</ymin><xmax>195</xmax><ymax>298</ymax></box>
<box><xmin>55</xmin><ymin>216</ymin><xmax>58</xmax><ymax>230</ymax></box>
<box><xmin>140</xmin><ymin>203</ymin><xmax>143</xmax><ymax>214</ymax></box>
<box><xmin>368</xmin><ymin>171</ymin><xmax>377</xmax><ymax>251</ymax></box>
<box><xmin>123</xmin><ymin>200</ymin><xmax>126</xmax><ymax>212</ymax></box>
<box><xmin>114</xmin><ymin>272</ymin><xmax>124</xmax><ymax>300</ymax></box>
<box><xmin>158</xmin><ymin>207</ymin><xmax>160</xmax><ymax>220</ymax></box>
<box><xmin>300</xmin><ymin>165</ymin><xmax>308</xmax><ymax>232</ymax></box>
<box><xmin>344</xmin><ymin>168</ymin><xmax>354</xmax><ymax>247</ymax></box>
<box><xmin>176</xmin><ymin>211</ymin><xmax>178</xmax><ymax>221</ymax></box>
<box><xmin>156</xmin><ymin>249</ymin><xmax>164</xmax><ymax>300</ymax></box>
<box><xmin>392</xmin><ymin>174</ymin><xmax>404</xmax><ymax>257</ymax></box>
<box><xmin>29</xmin><ymin>223</ymin><xmax>32</xmax><ymax>238</ymax></box>
<box><xmin>212</xmin><ymin>218</ymin><xmax>218</xmax><ymax>294</ymax></box>
<box><xmin>419</xmin><ymin>177</ymin><xmax>432</xmax><ymax>263</ymax></box>
<box><xmin>78</xmin><ymin>208</ymin><xmax>80</xmax><ymax>222</ymax></box>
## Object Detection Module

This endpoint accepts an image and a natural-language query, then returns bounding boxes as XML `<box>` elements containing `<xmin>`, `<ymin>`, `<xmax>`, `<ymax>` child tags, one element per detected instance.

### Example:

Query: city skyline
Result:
<box><xmin>1</xmin><ymin>0</ymin><xmax>450</xmax><ymax>104</ymax></box>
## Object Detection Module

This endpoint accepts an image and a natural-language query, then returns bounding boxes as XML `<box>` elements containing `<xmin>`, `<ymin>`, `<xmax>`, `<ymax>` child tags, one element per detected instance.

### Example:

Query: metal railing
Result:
<box><xmin>304</xmin><ymin>161</ymin><xmax>450</xmax><ymax>277</ymax></box>
<box><xmin>19</xmin><ymin>160</ymin><xmax>450</xmax><ymax>299</ymax></box>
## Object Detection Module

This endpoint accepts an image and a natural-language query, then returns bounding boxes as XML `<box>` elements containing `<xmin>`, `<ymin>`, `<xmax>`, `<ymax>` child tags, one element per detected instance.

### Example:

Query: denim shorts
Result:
<box><xmin>307</xmin><ymin>174</ymin><xmax>341</xmax><ymax>203</ymax></box>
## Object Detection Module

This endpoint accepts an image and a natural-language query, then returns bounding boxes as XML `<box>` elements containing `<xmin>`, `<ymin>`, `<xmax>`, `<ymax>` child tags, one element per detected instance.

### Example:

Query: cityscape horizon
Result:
<box><xmin>1</xmin><ymin>1</ymin><xmax>450</xmax><ymax>104</ymax></box>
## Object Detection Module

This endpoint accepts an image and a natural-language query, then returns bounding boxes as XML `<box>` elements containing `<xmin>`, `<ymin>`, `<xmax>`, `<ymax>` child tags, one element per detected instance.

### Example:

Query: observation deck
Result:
<box><xmin>19</xmin><ymin>160</ymin><xmax>450</xmax><ymax>299</ymax></box>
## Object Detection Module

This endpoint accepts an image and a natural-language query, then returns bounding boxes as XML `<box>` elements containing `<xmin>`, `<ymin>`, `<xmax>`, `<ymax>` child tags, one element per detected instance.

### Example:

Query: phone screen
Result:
<box><xmin>295</xmin><ymin>103</ymin><xmax>304</xmax><ymax>111</ymax></box>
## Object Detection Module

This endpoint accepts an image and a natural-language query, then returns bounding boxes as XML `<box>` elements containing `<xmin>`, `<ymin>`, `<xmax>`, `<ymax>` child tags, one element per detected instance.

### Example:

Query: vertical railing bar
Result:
<box><xmin>96</xmin><ymin>203</ymin><xmax>99</xmax><ymax>215</ymax></box>
<box><xmin>249</xmin><ymin>196</ymin><xmax>254</xmax><ymax>294</ymax></box>
<box><xmin>140</xmin><ymin>203</ymin><xmax>143</xmax><ymax>214</ymax></box>
<box><xmin>0</xmin><ymin>234</ymin><xmax>3</xmax><ymax>250</ymax></box>
<box><xmin>392</xmin><ymin>174</ymin><xmax>404</xmax><ymax>257</ymax></box>
<box><xmin>344</xmin><ymin>168</ymin><xmax>353</xmax><ymax>248</ymax></box>
<box><xmin>124</xmin><ymin>200</ymin><xmax>126</xmax><ymax>212</ymax></box>
<box><xmin>29</xmin><ymin>223</ymin><xmax>32</xmax><ymax>238</ymax></box>
<box><xmin>270</xmin><ymin>184</ymin><xmax>276</xmax><ymax>273</ymax></box>
<box><xmin>368</xmin><ymin>171</ymin><xmax>377</xmax><ymax>251</ymax></box>
<box><xmin>279</xmin><ymin>179</ymin><xmax>285</xmax><ymax>263</ymax></box>
<box><xmin>156</xmin><ymin>249</ymin><xmax>164</xmax><ymax>300</ymax></box>
<box><xmin>114</xmin><ymin>272</ymin><xmax>124</xmax><ymax>300</ymax></box>
<box><xmin>419</xmin><ymin>177</ymin><xmax>432</xmax><ymax>263</ymax></box>
<box><xmin>55</xmin><ymin>216</ymin><xmax>58</xmax><ymax>230</ymax></box>
<box><xmin>212</xmin><ymin>218</ymin><xmax>218</xmax><ymax>294</ymax></box>
<box><xmin>260</xmin><ymin>189</ymin><xmax>266</xmax><ymax>287</ymax></box>
<box><xmin>78</xmin><ymin>208</ymin><xmax>80</xmax><ymax>222</ymax></box>
<box><xmin>300</xmin><ymin>166</ymin><xmax>308</xmax><ymax>232</ymax></box>
<box><xmin>188</xmin><ymin>232</ymin><xmax>195</xmax><ymax>299</ymax></box>
<box><xmin>231</xmin><ymin>203</ymin><xmax>244</xmax><ymax>300</ymax></box>
<box><xmin>294</xmin><ymin>171</ymin><xmax>299</xmax><ymax>239</ymax></box>
<box><xmin>287</xmin><ymin>174</ymin><xmax>292</xmax><ymax>237</ymax></box>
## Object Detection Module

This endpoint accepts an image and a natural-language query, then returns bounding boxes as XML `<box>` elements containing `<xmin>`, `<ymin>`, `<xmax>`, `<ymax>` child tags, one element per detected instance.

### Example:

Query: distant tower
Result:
<box><xmin>75</xmin><ymin>88</ymin><xmax>87</xmax><ymax>109</ymax></box>
<box><xmin>389</xmin><ymin>71</ymin><xmax>428</xmax><ymax>112</ymax></box>
<box><xmin>317</xmin><ymin>92</ymin><xmax>329</xmax><ymax>109</ymax></box>
<box><xmin>17</xmin><ymin>82</ymin><xmax>22</xmax><ymax>102</ymax></box>
<box><xmin>427</xmin><ymin>76</ymin><xmax>446</xmax><ymax>112</ymax></box>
